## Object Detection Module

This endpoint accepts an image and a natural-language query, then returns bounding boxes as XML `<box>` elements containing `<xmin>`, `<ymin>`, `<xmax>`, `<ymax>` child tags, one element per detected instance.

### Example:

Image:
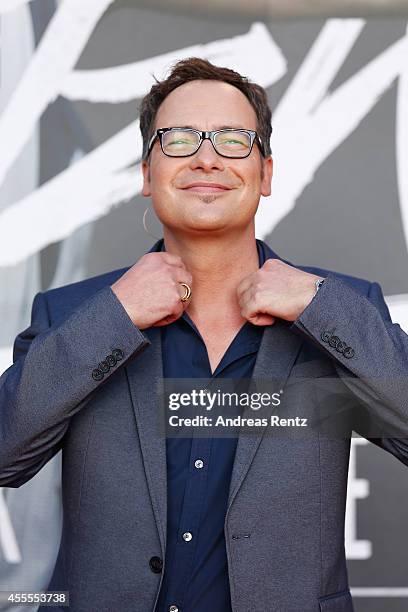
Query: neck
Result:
<box><xmin>162</xmin><ymin>226</ymin><xmax>260</xmax><ymax>322</ymax></box>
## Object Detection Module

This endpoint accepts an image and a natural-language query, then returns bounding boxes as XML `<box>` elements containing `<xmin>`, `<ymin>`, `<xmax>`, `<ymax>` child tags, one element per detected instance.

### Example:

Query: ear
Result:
<box><xmin>142</xmin><ymin>160</ymin><xmax>151</xmax><ymax>197</ymax></box>
<box><xmin>260</xmin><ymin>156</ymin><xmax>273</xmax><ymax>197</ymax></box>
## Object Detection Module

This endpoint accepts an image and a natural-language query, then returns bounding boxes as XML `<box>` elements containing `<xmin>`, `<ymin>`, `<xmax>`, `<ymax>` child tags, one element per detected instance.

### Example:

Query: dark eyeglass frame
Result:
<box><xmin>146</xmin><ymin>127</ymin><xmax>265</xmax><ymax>159</ymax></box>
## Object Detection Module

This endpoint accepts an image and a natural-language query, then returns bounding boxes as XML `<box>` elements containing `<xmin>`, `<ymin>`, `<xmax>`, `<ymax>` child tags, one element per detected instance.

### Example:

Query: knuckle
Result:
<box><xmin>171</xmin><ymin>293</ymin><xmax>181</xmax><ymax>308</ymax></box>
<box><xmin>253</xmin><ymin>288</ymin><xmax>263</xmax><ymax>303</ymax></box>
<box><xmin>171</xmin><ymin>254</ymin><xmax>183</xmax><ymax>264</ymax></box>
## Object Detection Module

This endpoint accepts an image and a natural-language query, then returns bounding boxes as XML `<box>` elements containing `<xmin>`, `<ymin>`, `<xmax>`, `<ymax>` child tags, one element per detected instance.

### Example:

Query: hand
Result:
<box><xmin>237</xmin><ymin>258</ymin><xmax>323</xmax><ymax>326</ymax></box>
<box><xmin>110</xmin><ymin>252</ymin><xmax>193</xmax><ymax>329</ymax></box>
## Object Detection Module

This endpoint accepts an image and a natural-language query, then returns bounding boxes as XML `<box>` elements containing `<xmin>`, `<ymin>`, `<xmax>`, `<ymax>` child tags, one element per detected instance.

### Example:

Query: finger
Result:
<box><xmin>173</xmin><ymin>269</ymin><xmax>193</xmax><ymax>286</ymax></box>
<box><xmin>239</xmin><ymin>290</ymin><xmax>273</xmax><ymax>325</ymax></box>
<box><xmin>247</xmin><ymin>313</ymin><xmax>275</xmax><ymax>326</ymax></box>
<box><xmin>177</xmin><ymin>282</ymin><xmax>192</xmax><ymax>303</ymax></box>
<box><xmin>153</xmin><ymin>299</ymin><xmax>184</xmax><ymax>326</ymax></box>
<box><xmin>153</xmin><ymin>315</ymin><xmax>179</xmax><ymax>327</ymax></box>
<box><xmin>237</xmin><ymin>285</ymin><xmax>255</xmax><ymax>309</ymax></box>
<box><xmin>160</xmin><ymin>252</ymin><xmax>187</xmax><ymax>269</ymax></box>
<box><xmin>236</xmin><ymin>273</ymin><xmax>256</xmax><ymax>297</ymax></box>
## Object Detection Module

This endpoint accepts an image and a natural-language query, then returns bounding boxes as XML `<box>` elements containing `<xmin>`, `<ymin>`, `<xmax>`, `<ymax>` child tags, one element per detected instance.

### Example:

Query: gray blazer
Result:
<box><xmin>1</xmin><ymin>239</ymin><xmax>407</xmax><ymax>612</ymax></box>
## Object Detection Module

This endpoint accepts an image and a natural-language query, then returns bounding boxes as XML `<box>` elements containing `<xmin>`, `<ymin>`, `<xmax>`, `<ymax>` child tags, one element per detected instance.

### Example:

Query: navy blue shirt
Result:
<box><xmin>156</xmin><ymin>239</ymin><xmax>268</xmax><ymax>612</ymax></box>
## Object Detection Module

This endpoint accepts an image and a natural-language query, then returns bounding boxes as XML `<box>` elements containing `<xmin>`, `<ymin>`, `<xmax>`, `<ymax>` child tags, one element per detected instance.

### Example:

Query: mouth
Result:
<box><xmin>180</xmin><ymin>182</ymin><xmax>233</xmax><ymax>193</ymax></box>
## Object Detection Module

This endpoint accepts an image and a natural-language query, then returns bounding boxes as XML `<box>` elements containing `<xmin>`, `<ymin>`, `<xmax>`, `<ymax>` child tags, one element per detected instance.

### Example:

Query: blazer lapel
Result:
<box><xmin>226</xmin><ymin>317</ymin><xmax>304</xmax><ymax>512</ymax></box>
<box><xmin>123</xmin><ymin>239</ymin><xmax>168</xmax><ymax>555</ymax></box>
<box><xmin>227</xmin><ymin>239</ymin><xmax>305</xmax><ymax>511</ymax></box>
<box><xmin>125</xmin><ymin>325</ymin><xmax>167</xmax><ymax>554</ymax></box>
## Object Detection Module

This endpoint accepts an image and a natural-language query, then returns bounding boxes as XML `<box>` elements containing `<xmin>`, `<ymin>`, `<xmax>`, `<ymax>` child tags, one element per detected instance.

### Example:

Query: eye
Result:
<box><xmin>222</xmin><ymin>138</ymin><xmax>246</xmax><ymax>145</ymax></box>
<box><xmin>168</xmin><ymin>138</ymin><xmax>193</xmax><ymax>145</ymax></box>
<box><xmin>215</xmin><ymin>131</ymin><xmax>251</xmax><ymax>149</ymax></box>
<box><xmin>163</xmin><ymin>131</ymin><xmax>198</xmax><ymax>147</ymax></box>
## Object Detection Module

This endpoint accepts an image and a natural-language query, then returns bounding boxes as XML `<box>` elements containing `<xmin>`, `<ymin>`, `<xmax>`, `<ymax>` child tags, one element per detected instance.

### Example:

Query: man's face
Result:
<box><xmin>142</xmin><ymin>79</ymin><xmax>273</xmax><ymax>235</ymax></box>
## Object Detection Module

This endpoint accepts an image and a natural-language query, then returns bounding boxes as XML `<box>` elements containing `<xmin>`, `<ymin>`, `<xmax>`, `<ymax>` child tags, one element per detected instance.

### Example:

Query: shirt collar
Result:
<box><xmin>152</xmin><ymin>237</ymin><xmax>279</xmax><ymax>266</ymax></box>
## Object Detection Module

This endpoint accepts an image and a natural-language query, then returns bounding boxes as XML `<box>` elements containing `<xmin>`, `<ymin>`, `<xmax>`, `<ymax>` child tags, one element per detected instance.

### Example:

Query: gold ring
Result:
<box><xmin>180</xmin><ymin>282</ymin><xmax>191</xmax><ymax>302</ymax></box>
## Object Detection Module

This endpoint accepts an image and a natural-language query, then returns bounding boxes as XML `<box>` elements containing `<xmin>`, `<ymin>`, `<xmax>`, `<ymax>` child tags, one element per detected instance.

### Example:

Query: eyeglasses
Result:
<box><xmin>146</xmin><ymin>127</ymin><xmax>265</xmax><ymax>159</ymax></box>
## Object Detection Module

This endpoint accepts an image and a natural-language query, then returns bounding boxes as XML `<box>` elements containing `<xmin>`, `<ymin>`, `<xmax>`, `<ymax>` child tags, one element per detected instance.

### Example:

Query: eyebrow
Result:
<box><xmin>173</xmin><ymin>125</ymin><xmax>247</xmax><ymax>130</ymax></box>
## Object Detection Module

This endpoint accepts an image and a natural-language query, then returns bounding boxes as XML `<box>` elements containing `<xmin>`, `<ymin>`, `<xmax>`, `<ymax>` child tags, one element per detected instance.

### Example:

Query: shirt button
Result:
<box><xmin>194</xmin><ymin>459</ymin><xmax>204</xmax><ymax>469</ymax></box>
<box><xmin>182</xmin><ymin>531</ymin><xmax>193</xmax><ymax>542</ymax></box>
<box><xmin>169</xmin><ymin>606</ymin><xmax>179</xmax><ymax>612</ymax></box>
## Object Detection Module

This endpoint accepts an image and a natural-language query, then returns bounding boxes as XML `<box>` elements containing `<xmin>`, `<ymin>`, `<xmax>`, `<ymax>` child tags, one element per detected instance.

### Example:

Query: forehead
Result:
<box><xmin>154</xmin><ymin>79</ymin><xmax>258</xmax><ymax>130</ymax></box>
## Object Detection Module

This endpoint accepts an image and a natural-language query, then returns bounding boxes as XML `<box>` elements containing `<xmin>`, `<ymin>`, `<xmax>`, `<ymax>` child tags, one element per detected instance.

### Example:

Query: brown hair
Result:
<box><xmin>139</xmin><ymin>57</ymin><xmax>272</xmax><ymax>160</ymax></box>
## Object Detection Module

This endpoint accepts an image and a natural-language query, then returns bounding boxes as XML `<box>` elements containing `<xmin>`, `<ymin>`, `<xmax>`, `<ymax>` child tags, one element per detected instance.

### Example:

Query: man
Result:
<box><xmin>0</xmin><ymin>58</ymin><xmax>407</xmax><ymax>612</ymax></box>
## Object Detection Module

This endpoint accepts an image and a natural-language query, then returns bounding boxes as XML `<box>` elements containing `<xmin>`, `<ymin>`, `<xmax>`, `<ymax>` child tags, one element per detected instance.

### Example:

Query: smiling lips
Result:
<box><xmin>181</xmin><ymin>182</ymin><xmax>233</xmax><ymax>193</ymax></box>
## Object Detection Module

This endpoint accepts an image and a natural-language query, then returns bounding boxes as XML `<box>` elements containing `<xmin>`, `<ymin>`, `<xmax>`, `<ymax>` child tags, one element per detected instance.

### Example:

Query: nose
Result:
<box><xmin>189</xmin><ymin>138</ymin><xmax>225</xmax><ymax>172</ymax></box>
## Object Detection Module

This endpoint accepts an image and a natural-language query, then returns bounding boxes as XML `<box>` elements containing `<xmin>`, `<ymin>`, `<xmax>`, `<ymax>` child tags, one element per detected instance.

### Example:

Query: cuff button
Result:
<box><xmin>106</xmin><ymin>354</ymin><xmax>117</xmax><ymax>367</ymax></box>
<box><xmin>98</xmin><ymin>360</ymin><xmax>110</xmax><ymax>373</ymax></box>
<box><xmin>112</xmin><ymin>348</ymin><xmax>124</xmax><ymax>361</ymax></box>
<box><xmin>92</xmin><ymin>368</ymin><xmax>104</xmax><ymax>381</ymax></box>
<box><xmin>321</xmin><ymin>330</ymin><xmax>332</xmax><ymax>343</ymax></box>
<box><xmin>329</xmin><ymin>335</ymin><xmax>340</xmax><ymax>349</ymax></box>
<box><xmin>336</xmin><ymin>341</ymin><xmax>347</xmax><ymax>353</ymax></box>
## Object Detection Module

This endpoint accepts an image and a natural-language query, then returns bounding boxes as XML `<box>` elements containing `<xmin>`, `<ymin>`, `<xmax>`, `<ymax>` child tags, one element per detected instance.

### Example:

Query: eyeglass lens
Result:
<box><xmin>161</xmin><ymin>129</ymin><xmax>252</xmax><ymax>157</ymax></box>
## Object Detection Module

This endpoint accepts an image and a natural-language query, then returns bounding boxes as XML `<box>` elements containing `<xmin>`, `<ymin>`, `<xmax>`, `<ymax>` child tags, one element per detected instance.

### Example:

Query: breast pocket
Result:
<box><xmin>290</xmin><ymin>357</ymin><xmax>336</xmax><ymax>379</ymax></box>
<box><xmin>318</xmin><ymin>590</ymin><xmax>354</xmax><ymax>611</ymax></box>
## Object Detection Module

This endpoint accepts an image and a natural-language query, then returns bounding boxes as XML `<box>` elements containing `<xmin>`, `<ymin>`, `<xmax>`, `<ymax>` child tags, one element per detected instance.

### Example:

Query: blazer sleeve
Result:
<box><xmin>290</xmin><ymin>273</ymin><xmax>408</xmax><ymax>465</ymax></box>
<box><xmin>0</xmin><ymin>285</ymin><xmax>150</xmax><ymax>488</ymax></box>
